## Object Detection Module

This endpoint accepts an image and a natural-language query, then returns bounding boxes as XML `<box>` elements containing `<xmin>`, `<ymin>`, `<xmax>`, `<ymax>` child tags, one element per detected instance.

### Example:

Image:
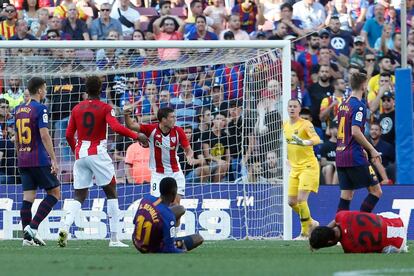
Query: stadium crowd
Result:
<box><xmin>0</xmin><ymin>0</ymin><xmax>407</xmax><ymax>185</ymax></box>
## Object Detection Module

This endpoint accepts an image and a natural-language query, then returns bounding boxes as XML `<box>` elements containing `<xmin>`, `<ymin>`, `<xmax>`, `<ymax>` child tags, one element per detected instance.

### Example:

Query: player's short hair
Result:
<box><xmin>309</xmin><ymin>226</ymin><xmax>336</xmax><ymax>250</ymax></box>
<box><xmin>85</xmin><ymin>76</ymin><xmax>102</xmax><ymax>98</ymax></box>
<box><xmin>288</xmin><ymin>98</ymin><xmax>302</xmax><ymax>106</ymax></box>
<box><xmin>157</xmin><ymin>107</ymin><xmax>175</xmax><ymax>121</ymax></box>
<box><xmin>159</xmin><ymin>177</ymin><xmax>177</xmax><ymax>197</ymax></box>
<box><xmin>27</xmin><ymin>77</ymin><xmax>46</xmax><ymax>95</ymax></box>
<box><xmin>349</xmin><ymin>71</ymin><xmax>367</xmax><ymax>91</ymax></box>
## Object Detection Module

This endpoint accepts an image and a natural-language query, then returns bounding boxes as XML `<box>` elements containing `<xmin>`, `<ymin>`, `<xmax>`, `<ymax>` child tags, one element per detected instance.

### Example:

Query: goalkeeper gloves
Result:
<box><xmin>291</xmin><ymin>134</ymin><xmax>313</xmax><ymax>146</ymax></box>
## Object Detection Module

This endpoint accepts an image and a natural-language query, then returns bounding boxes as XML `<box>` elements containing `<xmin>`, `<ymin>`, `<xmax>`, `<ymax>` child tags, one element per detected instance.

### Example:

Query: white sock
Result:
<box><xmin>63</xmin><ymin>200</ymin><xmax>81</xmax><ymax>232</ymax></box>
<box><xmin>107</xmin><ymin>199</ymin><xmax>119</xmax><ymax>242</ymax></box>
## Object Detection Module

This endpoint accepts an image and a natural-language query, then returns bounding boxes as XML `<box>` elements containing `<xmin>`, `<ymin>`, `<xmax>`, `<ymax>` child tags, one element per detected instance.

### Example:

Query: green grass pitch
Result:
<box><xmin>0</xmin><ymin>240</ymin><xmax>413</xmax><ymax>276</ymax></box>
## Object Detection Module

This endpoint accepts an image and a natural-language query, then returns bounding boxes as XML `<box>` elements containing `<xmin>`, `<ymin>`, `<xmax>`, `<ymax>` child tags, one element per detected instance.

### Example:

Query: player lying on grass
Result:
<box><xmin>132</xmin><ymin>177</ymin><xmax>203</xmax><ymax>253</ymax></box>
<box><xmin>309</xmin><ymin>210</ymin><xmax>408</xmax><ymax>253</ymax></box>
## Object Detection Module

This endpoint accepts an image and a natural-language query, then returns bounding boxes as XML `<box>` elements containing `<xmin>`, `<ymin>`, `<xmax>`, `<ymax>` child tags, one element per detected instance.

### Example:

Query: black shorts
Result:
<box><xmin>337</xmin><ymin>165</ymin><xmax>378</xmax><ymax>190</ymax></box>
<box><xmin>19</xmin><ymin>166</ymin><xmax>60</xmax><ymax>191</ymax></box>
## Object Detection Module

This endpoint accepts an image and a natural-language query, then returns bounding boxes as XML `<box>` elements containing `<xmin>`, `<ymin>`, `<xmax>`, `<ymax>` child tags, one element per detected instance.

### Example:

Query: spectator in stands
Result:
<box><xmin>268</xmin><ymin>21</ymin><xmax>287</xmax><ymax>40</ymax></box>
<box><xmin>185</xmin><ymin>0</ymin><xmax>215</xmax><ymax>36</ymax></box>
<box><xmin>18</xmin><ymin>0</ymin><xmax>38</xmax><ymax>30</ymax></box>
<box><xmin>312</xmin><ymin>46</ymin><xmax>342</xmax><ymax>81</ymax></box>
<box><xmin>320</xmin><ymin>119</ymin><xmax>338</xmax><ymax>185</ymax></box>
<box><xmin>205</xmin><ymin>82</ymin><xmax>227</xmax><ymax>115</ymax></box>
<box><xmin>297</xmin><ymin>32</ymin><xmax>319</xmax><ymax>87</ymax></box>
<box><xmin>125</xmin><ymin>139</ymin><xmax>151</xmax><ymax>184</ymax></box>
<box><xmin>223</xmin><ymin>30</ymin><xmax>235</xmax><ymax>40</ymax></box>
<box><xmin>227</xmin><ymin>99</ymin><xmax>244</xmax><ymax>180</ymax></box>
<box><xmin>274</xmin><ymin>2</ymin><xmax>305</xmax><ymax>37</ymax></box>
<box><xmin>30</xmin><ymin>8</ymin><xmax>49</xmax><ymax>39</ymax></box>
<box><xmin>292</xmin><ymin>0</ymin><xmax>325</xmax><ymax>31</ymax></box>
<box><xmin>0</xmin><ymin>4</ymin><xmax>17</xmax><ymax>39</ymax></box>
<box><xmin>42</xmin><ymin>16</ymin><xmax>72</xmax><ymax>40</ymax></box>
<box><xmin>110</xmin><ymin>0</ymin><xmax>141</xmax><ymax>39</ymax></box>
<box><xmin>193</xmin><ymin>107</ymin><xmax>211</xmax><ymax>142</ymax></box>
<box><xmin>219</xmin><ymin>14</ymin><xmax>249</xmax><ymax>40</ymax></box>
<box><xmin>231</xmin><ymin>0</ymin><xmax>265</xmax><ymax>34</ymax></box>
<box><xmin>0</xmin><ymin>98</ymin><xmax>11</xmax><ymax>140</ymax></box>
<box><xmin>348</xmin><ymin>0</ymin><xmax>369</xmax><ymax>31</ymax></box>
<box><xmin>259</xmin><ymin>150</ymin><xmax>282</xmax><ymax>184</ymax></box>
<box><xmin>128</xmin><ymin>30</ymin><xmax>146</xmax><ymax>66</ymax></box>
<box><xmin>369</xmin><ymin>121</ymin><xmax>394</xmax><ymax>184</ymax></box>
<box><xmin>186</xmin><ymin>15</ymin><xmax>218</xmax><ymax>40</ymax></box>
<box><xmin>153</xmin><ymin>15</ymin><xmax>185</xmax><ymax>60</ymax></box>
<box><xmin>147</xmin><ymin>0</ymin><xmax>171</xmax><ymax>37</ymax></box>
<box><xmin>319</xmin><ymin>77</ymin><xmax>346</xmax><ymax>126</ymax></box>
<box><xmin>368</xmin><ymin>56</ymin><xmax>394</xmax><ymax>94</ymax></box>
<box><xmin>178</xmin><ymin>125</ymin><xmax>210</xmax><ymax>183</ymax></box>
<box><xmin>3</xmin><ymin>78</ymin><xmax>24</xmax><ymax>110</ymax></box>
<box><xmin>137</xmin><ymin>83</ymin><xmax>159</xmax><ymax>123</ymax></box>
<box><xmin>170</xmin><ymin>79</ymin><xmax>202</xmax><ymax>128</ymax></box>
<box><xmin>0</xmin><ymin>122</ymin><xmax>18</xmax><ymax>184</ymax></box>
<box><xmin>368</xmin><ymin>72</ymin><xmax>394</xmax><ymax>117</ymax></box>
<box><xmin>308</xmin><ymin>64</ymin><xmax>334</xmax><ymax>130</ymax></box>
<box><xmin>361</xmin><ymin>4</ymin><xmax>385</xmax><ymax>53</ymax></box>
<box><xmin>202</xmin><ymin>112</ymin><xmax>230</xmax><ymax>183</ymax></box>
<box><xmin>159</xmin><ymin>89</ymin><xmax>171</xmax><ymax>108</ymax></box>
<box><xmin>374</xmin><ymin>22</ymin><xmax>394</xmax><ymax>56</ymax></box>
<box><xmin>291</xmin><ymin>70</ymin><xmax>311</xmax><ymax>109</ymax></box>
<box><xmin>96</xmin><ymin>30</ymin><xmax>122</xmax><ymax>70</ymax></box>
<box><xmin>48</xmin><ymin>59</ymin><xmax>84</xmax><ymax>163</ymax></box>
<box><xmin>61</xmin><ymin>3</ymin><xmax>90</xmax><ymax>40</ymax></box>
<box><xmin>54</xmin><ymin>0</ymin><xmax>89</xmax><ymax>22</ymax></box>
<box><xmin>326</xmin><ymin>15</ymin><xmax>353</xmax><ymax>59</ymax></box>
<box><xmin>119</xmin><ymin>76</ymin><xmax>140</xmax><ymax>110</ymax></box>
<box><xmin>350</xmin><ymin>35</ymin><xmax>369</xmax><ymax>68</ymax></box>
<box><xmin>9</xmin><ymin>19</ymin><xmax>37</xmax><ymax>40</ymax></box>
<box><xmin>383</xmin><ymin>32</ymin><xmax>402</xmax><ymax>66</ymax></box>
<box><xmin>379</xmin><ymin>91</ymin><xmax>395</xmax><ymax>147</ymax></box>
<box><xmin>203</xmin><ymin>0</ymin><xmax>227</xmax><ymax>34</ymax></box>
<box><xmin>91</xmin><ymin>2</ymin><xmax>123</xmax><ymax>40</ymax></box>
<box><xmin>364</xmin><ymin>52</ymin><xmax>377</xmax><ymax>79</ymax></box>
<box><xmin>326</xmin><ymin>0</ymin><xmax>353</xmax><ymax>31</ymax></box>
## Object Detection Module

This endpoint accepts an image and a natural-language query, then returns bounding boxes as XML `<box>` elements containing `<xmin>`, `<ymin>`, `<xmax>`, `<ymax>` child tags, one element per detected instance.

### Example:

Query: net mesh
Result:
<box><xmin>0</xmin><ymin>46</ymin><xmax>285</xmax><ymax>240</ymax></box>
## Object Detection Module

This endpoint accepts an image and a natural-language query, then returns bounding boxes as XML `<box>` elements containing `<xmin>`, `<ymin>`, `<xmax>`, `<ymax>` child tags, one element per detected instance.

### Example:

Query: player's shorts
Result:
<box><xmin>19</xmin><ymin>166</ymin><xmax>60</xmax><ymax>191</ymax></box>
<box><xmin>73</xmin><ymin>153</ymin><xmax>115</xmax><ymax>189</ymax></box>
<box><xmin>337</xmin><ymin>165</ymin><xmax>378</xmax><ymax>190</ymax></box>
<box><xmin>378</xmin><ymin>212</ymin><xmax>409</xmax><ymax>253</ymax></box>
<box><xmin>288</xmin><ymin>163</ymin><xmax>320</xmax><ymax>196</ymax></box>
<box><xmin>150</xmin><ymin>171</ymin><xmax>185</xmax><ymax>197</ymax></box>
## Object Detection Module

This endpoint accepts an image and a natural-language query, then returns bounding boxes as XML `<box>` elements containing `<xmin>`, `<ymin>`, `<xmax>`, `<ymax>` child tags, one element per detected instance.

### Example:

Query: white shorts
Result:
<box><xmin>150</xmin><ymin>171</ymin><xmax>186</xmax><ymax>197</ymax></box>
<box><xmin>378</xmin><ymin>212</ymin><xmax>409</xmax><ymax>253</ymax></box>
<box><xmin>73</xmin><ymin>153</ymin><xmax>115</xmax><ymax>189</ymax></box>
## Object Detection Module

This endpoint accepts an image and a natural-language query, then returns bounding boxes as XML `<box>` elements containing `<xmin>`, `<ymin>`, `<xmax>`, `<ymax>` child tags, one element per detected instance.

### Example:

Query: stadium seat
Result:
<box><xmin>171</xmin><ymin>7</ymin><xmax>186</xmax><ymax>18</ymax></box>
<box><xmin>137</xmin><ymin>7</ymin><xmax>158</xmax><ymax>17</ymax></box>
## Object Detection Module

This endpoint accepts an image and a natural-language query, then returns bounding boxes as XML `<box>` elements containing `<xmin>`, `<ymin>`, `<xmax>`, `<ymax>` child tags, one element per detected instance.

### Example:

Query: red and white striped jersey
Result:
<box><xmin>140</xmin><ymin>124</ymin><xmax>190</xmax><ymax>174</ymax></box>
<box><xmin>66</xmin><ymin>99</ymin><xmax>138</xmax><ymax>159</ymax></box>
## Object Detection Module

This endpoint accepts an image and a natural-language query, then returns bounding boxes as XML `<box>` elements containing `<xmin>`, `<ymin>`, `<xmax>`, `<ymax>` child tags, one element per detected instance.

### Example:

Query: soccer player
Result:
<box><xmin>124</xmin><ymin>106</ymin><xmax>194</xmax><ymax>203</ymax></box>
<box><xmin>59</xmin><ymin>76</ymin><xmax>141</xmax><ymax>248</ymax></box>
<box><xmin>309</xmin><ymin>211</ymin><xmax>408</xmax><ymax>253</ymax></box>
<box><xmin>336</xmin><ymin>72</ymin><xmax>383</xmax><ymax>213</ymax></box>
<box><xmin>16</xmin><ymin>77</ymin><xmax>61</xmax><ymax>246</ymax></box>
<box><xmin>283</xmin><ymin>99</ymin><xmax>321</xmax><ymax>240</ymax></box>
<box><xmin>132</xmin><ymin>177</ymin><xmax>204</xmax><ymax>253</ymax></box>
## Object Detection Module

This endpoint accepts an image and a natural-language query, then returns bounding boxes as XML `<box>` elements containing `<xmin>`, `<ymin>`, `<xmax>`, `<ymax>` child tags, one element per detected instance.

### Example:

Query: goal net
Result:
<box><xmin>0</xmin><ymin>41</ymin><xmax>291</xmax><ymax>241</ymax></box>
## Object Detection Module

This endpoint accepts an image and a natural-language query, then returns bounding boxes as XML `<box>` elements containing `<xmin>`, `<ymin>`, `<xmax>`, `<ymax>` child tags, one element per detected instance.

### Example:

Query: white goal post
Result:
<box><xmin>0</xmin><ymin>40</ymin><xmax>292</xmax><ymax>240</ymax></box>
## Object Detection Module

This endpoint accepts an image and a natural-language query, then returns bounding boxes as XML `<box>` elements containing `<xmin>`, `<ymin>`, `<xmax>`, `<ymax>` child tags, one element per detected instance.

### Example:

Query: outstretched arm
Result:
<box><xmin>123</xmin><ymin>105</ymin><xmax>142</xmax><ymax>132</ymax></box>
<box><xmin>106</xmin><ymin>112</ymin><xmax>139</xmax><ymax>140</ymax></box>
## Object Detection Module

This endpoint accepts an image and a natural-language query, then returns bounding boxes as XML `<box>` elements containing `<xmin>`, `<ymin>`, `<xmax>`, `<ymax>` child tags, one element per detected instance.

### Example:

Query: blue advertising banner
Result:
<box><xmin>0</xmin><ymin>183</ymin><xmax>283</xmax><ymax>240</ymax></box>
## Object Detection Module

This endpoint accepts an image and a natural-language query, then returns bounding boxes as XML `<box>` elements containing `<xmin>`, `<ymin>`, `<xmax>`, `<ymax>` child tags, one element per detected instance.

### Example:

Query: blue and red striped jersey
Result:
<box><xmin>336</xmin><ymin>96</ymin><xmax>370</xmax><ymax>167</ymax></box>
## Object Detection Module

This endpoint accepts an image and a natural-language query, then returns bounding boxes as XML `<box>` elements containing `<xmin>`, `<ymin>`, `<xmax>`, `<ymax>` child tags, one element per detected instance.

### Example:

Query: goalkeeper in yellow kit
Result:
<box><xmin>283</xmin><ymin>99</ymin><xmax>321</xmax><ymax>240</ymax></box>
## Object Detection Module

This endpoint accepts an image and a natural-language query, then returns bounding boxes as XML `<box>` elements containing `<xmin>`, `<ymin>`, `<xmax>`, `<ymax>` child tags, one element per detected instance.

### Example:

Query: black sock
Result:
<box><xmin>20</xmin><ymin>200</ymin><xmax>33</xmax><ymax>231</ymax></box>
<box><xmin>337</xmin><ymin>198</ymin><xmax>351</xmax><ymax>213</ymax></box>
<box><xmin>360</xmin><ymin>193</ymin><xmax>379</xmax><ymax>213</ymax></box>
<box><xmin>30</xmin><ymin>195</ymin><xmax>58</xmax><ymax>230</ymax></box>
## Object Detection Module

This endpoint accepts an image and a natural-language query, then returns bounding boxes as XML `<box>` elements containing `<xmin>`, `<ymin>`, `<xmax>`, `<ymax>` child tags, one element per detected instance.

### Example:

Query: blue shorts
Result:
<box><xmin>337</xmin><ymin>165</ymin><xmax>378</xmax><ymax>190</ymax></box>
<box><xmin>19</xmin><ymin>166</ymin><xmax>60</xmax><ymax>191</ymax></box>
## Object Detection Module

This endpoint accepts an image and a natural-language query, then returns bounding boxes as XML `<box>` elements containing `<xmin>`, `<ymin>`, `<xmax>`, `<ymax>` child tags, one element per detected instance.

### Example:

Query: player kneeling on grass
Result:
<box><xmin>309</xmin><ymin>210</ymin><xmax>408</xmax><ymax>253</ymax></box>
<box><xmin>132</xmin><ymin>177</ymin><xmax>203</xmax><ymax>253</ymax></box>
